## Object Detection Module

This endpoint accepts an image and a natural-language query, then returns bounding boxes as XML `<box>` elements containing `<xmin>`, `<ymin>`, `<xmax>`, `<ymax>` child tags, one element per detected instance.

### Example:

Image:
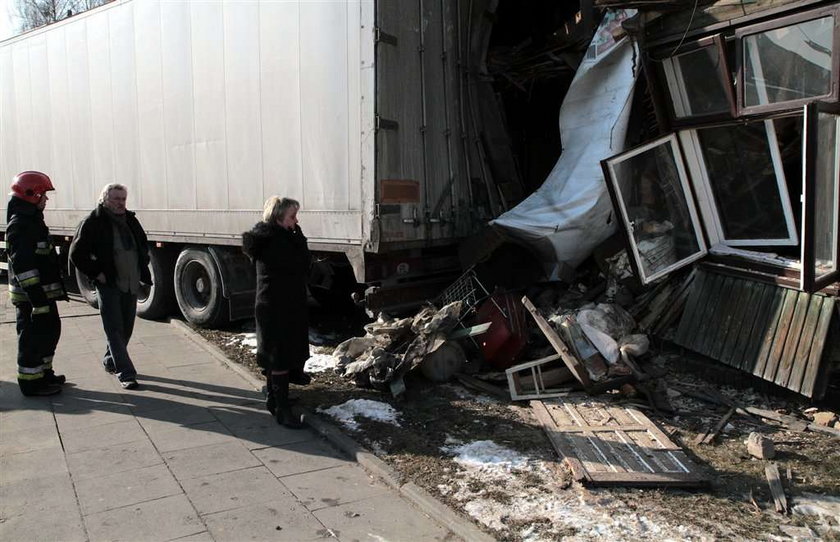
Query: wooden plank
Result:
<box><xmin>786</xmin><ymin>297</ymin><xmax>824</xmax><ymax>393</ymax></box>
<box><xmin>585</xmin><ymin>471</ymin><xmax>708</xmax><ymax>487</ymax></box>
<box><xmin>706</xmin><ymin>276</ymin><xmax>739</xmax><ymax>360</ymax></box>
<box><xmin>774</xmin><ymin>292</ymin><xmax>811</xmax><ymax>389</ymax></box>
<box><xmin>744</xmin><ymin>407</ymin><xmax>808</xmax><ymax>432</ymax></box>
<box><xmin>623</xmin><ymin>406</ymin><xmax>683</xmax><ymax>452</ymax></box>
<box><xmin>719</xmin><ymin>279</ymin><xmax>756</xmax><ymax>366</ymax></box>
<box><xmin>751</xmin><ymin>287</ymin><xmax>786</xmax><ymax>378</ymax></box>
<box><xmin>799</xmin><ymin>297</ymin><xmax>836</xmax><ymax>398</ymax></box>
<box><xmin>736</xmin><ymin>283</ymin><xmax>776</xmax><ymax>372</ymax></box>
<box><xmin>626</xmin><ymin>430</ymin><xmax>685</xmax><ymax>473</ymax></box>
<box><xmin>765</xmin><ymin>463</ymin><xmax>788</xmax><ymax>513</ymax></box>
<box><xmin>762</xmin><ymin>289</ymin><xmax>800</xmax><ymax>382</ymax></box>
<box><xmin>552</xmin><ymin>425</ymin><xmax>650</xmax><ymax>433</ymax></box>
<box><xmin>521</xmin><ymin>296</ymin><xmax>592</xmax><ymax>389</ymax></box>
<box><xmin>599</xmin><ymin>430</ymin><xmax>653</xmax><ymax>473</ymax></box>
<box><xmin>695</xmin><ymin>407</ymin><xmax>736</xmax><ymax>445</ymax></box>
<box><xmin>652</xmin><ymin>270</ymin><xmax>696</xmax><ymax>335</ymax></box>
<box><xmin>675</xmin><ymin>269</ymin><xmax>709</xmax><ymax>347</ymax></box>
<box><xmin>726</xmin><ymin>281</ymin><xmax>764</xmax><ymax>369</ymax></box>
<box><xmin>689</xmin><ymin>272</ymin><xmax>726</xmax><ymax>354</ymax></box>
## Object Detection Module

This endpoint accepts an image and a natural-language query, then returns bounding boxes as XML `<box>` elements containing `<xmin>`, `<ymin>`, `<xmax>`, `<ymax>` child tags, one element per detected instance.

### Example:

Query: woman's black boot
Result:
<box><xmin>264</xmin><ymin>373</ymin><xmax>276</xmax><ymax>416</ymax></box>
<box><xmin>270</xmin><ymin>374</ymin><xmax>305</xmax><ymax>429</ymax></box>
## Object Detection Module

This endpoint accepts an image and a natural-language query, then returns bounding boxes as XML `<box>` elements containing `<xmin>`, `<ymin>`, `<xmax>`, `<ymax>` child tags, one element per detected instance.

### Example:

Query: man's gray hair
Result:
<box><xmin>98</xmin><ymin>183</ymin><xmax>128</xmax><ymax>204</ymax></box>
<box><xmin>262</xmin><ymin>196</ymin><xmax>299</xmax><ymax>224</ymax></box>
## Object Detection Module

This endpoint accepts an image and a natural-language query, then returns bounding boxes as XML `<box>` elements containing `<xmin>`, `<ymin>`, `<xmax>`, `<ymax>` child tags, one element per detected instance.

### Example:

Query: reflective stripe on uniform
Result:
<box><xmin>18</xmin><ymin>364</ymin><xmax>44</xmax><ymax>375</ymax></box>
<box><xmin>16</xmin><ymin>269</ymin><xmax>39</xmax><ymax>280</ymax></box>
<box><xmin>42</xmin><ymin>356</ymin><xmax>54</xmax><ymax>370</ymax></box>
<box><xmin>43</xmin><ymin>282</ymin><xmax>65</xmax><ymax>298</ymax></box>
<box><xmin>17</xmin><ymin>269</ymin><xmax>41</xmax><ymax>286</ymax></box>
<box><xmin>31</xmin><ymin>305</ymin><xmax>50</xmax><ymax>315</ymax></box>
<box><xmin>17</xmin><ymin>372</ymin><xmax>44</xmax><ymax>380</ymax></box>
<box><xmin>35</xmin><ymin>248</ymin><xmax>52</xmax><ymax>255</ymax></box>
<box><xmin>35</xmin><ymin>241</ymin><xmax>52</xmax><ymax>254</ymax></box>
<box><xmin>9</xmin><ymin>291</ymin><xmax>27</xmax><ymax>303</ymax></box>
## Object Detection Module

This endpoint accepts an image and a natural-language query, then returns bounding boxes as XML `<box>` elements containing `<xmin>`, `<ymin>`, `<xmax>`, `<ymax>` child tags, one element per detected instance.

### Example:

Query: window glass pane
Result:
<box><xmin>744</xmin><ymin>16</ymin><xmax>834</xmax><ymax>107</ymax></box>
<box><xmin>814</xmin><ymin>112</ymin><xmax>839</xmax><ymax>278</ymax></box>
<box><xmin>695</xmin><ymin>117</ymin><xmax>801</xmax><ymax>241</ymax></box>
<box><xmin>614</xmin><ymin>142</ymin><xmax>701</xmax><ymax>278</ymax></box>
<box><xmin>667</xmin><ymin>46</ymin><xmax>730</xmax><ymax>117</ymax></box>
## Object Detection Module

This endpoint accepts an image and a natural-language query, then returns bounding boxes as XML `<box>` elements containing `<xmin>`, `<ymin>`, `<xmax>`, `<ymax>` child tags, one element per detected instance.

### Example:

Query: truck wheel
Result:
<box><xmin>174</xmin><ymin>248</ymin><xmax>228</xmax><ymax>327</ymax></box>
<box><xmin>74</xmin><ymin>266</ymin><xmax>99</xmax><ymax>308</ymax></box>
<box><xmin>137</xmin><ymin>248</ymin><xmax>175</xmax><ymax>320</ymax></box>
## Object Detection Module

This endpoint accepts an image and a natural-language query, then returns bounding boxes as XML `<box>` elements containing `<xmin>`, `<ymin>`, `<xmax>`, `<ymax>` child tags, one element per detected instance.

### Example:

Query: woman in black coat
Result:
<box><xmin>242</xmin><ymin>196</ymin><xmax>311</xmax><ymax>428</ymax></box>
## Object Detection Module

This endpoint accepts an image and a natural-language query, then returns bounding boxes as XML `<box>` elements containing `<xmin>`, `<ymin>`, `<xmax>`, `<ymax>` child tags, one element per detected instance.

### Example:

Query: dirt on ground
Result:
<box><xmin>192</xmin><ymin>311</ymin><xmax>840</xmax><ymax>542</ymax></box>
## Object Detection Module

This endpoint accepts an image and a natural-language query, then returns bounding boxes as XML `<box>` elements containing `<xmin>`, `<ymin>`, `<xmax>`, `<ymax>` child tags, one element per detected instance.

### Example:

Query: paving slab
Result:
<box><xmin>83</xmin><ymin>494</ymin><xmax>205</xmax><ymax>542</ymax></box>
<box><xmin>74</xmin><ymin>463</ymin><xmax>183</xmax><ymax>516</ymax></box>
<box><xmin>313</xmin><ymin>493</ymin><xmax>455</xmax><ymax>542</ymax></box>
<box><xmin>181</xmin><ymin>466</ymin><xmax>292</xmax><ymax>516</ymax></box>
<box><xmin>202</xmin><ymin>502</ymin><xmax>331</xmax><ymax>542</ymax></box>
<box><xmin>282</xmin><ymin>464</ymin><xmax>390</xmax><ymax>512</ymax></box>
<box><xmin>254</xmin><ymin>439</ymin><xmax>353</xmax><ymax>478</ymax></box>
<box><xmin>163</xmin><ymin>441</ymin><xmax>262</xmax><ymax>480</ymax></box>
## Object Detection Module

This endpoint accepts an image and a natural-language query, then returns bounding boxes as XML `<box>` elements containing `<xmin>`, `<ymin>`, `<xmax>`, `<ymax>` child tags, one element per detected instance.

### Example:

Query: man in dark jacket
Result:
<box><xmin>69</xmin><ymin>183</ymin><xmax>151</xmax><ymax>390</ymax></box>
<box><xmin>6</xmin><ymin>171</ymin><xmax>67</xmax><ymax>396</ymax></box>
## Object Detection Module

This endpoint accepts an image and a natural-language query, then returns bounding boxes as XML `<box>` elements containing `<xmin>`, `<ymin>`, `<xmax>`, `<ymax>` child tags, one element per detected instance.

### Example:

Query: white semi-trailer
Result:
<box><xmin>0</xmin><ymin>0</ymin><xmax>518</xmax><ymax>326</ymax></box>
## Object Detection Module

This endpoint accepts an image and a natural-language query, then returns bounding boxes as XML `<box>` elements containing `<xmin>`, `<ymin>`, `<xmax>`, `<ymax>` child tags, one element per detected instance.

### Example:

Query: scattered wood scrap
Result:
<box><xmin>521</xmin><ymin>296</ymin><xmax>635</xmax><ymax>395</ymax></box>
<box><xmin>765</xmin><ymin>463</ymin><xmax>788</xmax><ymax>514</ymax></box>
<box><xmin>694</xmin><ymin>407</ymin><xmax>735</xmax><ymax>445</ymax></box>
<box><xmin>531</xmin><ymin>394</ymin><xmax>708</xmax><ymax>488</ymax></box>
<box><xmin>505</xmin><ymin>354</ymin><xmax>574</xmax><ymax>400</ymax></box>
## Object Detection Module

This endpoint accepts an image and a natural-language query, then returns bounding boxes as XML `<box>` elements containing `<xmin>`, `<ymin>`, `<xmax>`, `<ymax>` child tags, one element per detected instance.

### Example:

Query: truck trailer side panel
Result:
<box><xmin>1</xmin><ymin>0</ymin><xmax>373</xmax><ymax>247</ymax></box>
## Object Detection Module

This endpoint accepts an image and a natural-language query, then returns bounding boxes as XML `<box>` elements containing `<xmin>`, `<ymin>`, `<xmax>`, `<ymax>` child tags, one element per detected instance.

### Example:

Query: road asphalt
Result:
<box><xmin>0</xmin><ymin>288</ymin><xmax>490</xmax><ymax>541</ymax></box>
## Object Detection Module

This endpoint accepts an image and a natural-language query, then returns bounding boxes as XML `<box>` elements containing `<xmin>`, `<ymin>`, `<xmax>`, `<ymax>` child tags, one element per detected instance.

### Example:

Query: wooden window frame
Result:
<box><xmin>801</xmin><ymin>101</ymin><xmax>840</xmax><ymax>292</ymax></box>
<box><xmin>652</xmin><ymin>35</ymin><xmax>737</xmax><ymax>128</ymax></box>
<box><xmin>735</xmin><ymin>5</ymin><xmax>840</xmax><ymax>116</ymax></box>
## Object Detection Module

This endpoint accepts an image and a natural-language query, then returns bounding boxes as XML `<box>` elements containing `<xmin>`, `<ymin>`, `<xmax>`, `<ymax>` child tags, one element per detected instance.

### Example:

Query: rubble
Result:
<box><xmin>811</xmin><ymin>412</ymin><xmax>838</xmax><ymax>427</ymax></box>
<box><xmin>746</xmin><ymin>432</ymin><xmax>776</xmax><ymax>460</ymax></box>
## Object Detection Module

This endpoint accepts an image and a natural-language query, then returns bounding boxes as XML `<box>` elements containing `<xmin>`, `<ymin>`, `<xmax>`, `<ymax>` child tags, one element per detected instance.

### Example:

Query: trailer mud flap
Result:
<box><xmin>207</xmin><ymin>246</ymin><xmax>255</xmax><ymax>321</ymax></box>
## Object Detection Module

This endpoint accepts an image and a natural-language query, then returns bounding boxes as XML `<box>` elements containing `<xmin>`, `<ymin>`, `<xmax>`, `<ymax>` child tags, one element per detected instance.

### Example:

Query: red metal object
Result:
<box><xmin>475</xmin><ymin>292</ymin><xmax>528</xmax><ymax>370</ymax></box>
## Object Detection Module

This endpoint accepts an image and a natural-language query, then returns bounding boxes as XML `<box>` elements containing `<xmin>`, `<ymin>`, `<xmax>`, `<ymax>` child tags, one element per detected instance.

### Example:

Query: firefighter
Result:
<box><xmin>6</xmin><ymin>171</ymin><xmax>67</xmax><ymax>396</ymax></box>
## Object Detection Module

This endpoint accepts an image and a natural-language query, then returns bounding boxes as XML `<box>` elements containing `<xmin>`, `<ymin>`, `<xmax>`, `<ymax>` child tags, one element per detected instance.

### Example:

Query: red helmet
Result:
<box><xmin>9</xmin><ymin>171</ymin><xmax>54</xmax><ymax>204</ymax></box>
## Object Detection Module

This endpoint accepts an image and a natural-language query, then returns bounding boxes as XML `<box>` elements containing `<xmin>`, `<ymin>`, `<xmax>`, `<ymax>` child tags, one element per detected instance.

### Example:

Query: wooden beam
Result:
<box><xmin>765</xmin><ymin>463</ymin><xmax>788</xmax><ymax>514</ymax></box>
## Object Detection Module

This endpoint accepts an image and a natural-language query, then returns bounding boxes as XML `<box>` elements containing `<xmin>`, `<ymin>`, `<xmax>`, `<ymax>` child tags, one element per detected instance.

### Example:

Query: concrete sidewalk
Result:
<box><xmin>0</xmin><ymin>295</ymin><xmax>465</xmax><ymax>542</ymax></box>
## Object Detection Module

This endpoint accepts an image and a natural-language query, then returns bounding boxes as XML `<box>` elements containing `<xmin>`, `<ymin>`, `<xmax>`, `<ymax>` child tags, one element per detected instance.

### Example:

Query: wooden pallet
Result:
<box><xmin>532</xmin><ymin>395</ymin><xmax>708</xmax><ymax>487</ymax></box>
<box><xmin>674</xmin><ymin>269</ymin><xmax>836</xmax><ymax>398</ymax></box>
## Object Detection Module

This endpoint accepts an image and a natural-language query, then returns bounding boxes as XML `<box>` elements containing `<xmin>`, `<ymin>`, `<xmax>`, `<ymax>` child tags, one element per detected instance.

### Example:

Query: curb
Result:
<box><xmin>168</xmin><ymin>318</ymin><xmax>495</xmax><ymax>542</ymax></box>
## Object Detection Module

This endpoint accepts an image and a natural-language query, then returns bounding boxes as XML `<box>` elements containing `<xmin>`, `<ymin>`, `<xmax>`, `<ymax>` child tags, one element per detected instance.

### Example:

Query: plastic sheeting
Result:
<box><xmin>490</xmin><ymin>10</ymin><xmax>639</xmax><ymax>276</ymax></box>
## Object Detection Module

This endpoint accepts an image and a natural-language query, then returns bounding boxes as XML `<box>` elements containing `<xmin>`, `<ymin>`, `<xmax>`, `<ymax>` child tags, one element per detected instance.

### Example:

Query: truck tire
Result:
<box><xmin>137</xmin><ymin>248</ymin><xmax>175</xmax><ymax>320</ymax></box>
<box><xmin>74</xmin><ymin>266</ymin><xmax>99</xmax><ymax>309</ymax></box>
<box><xmin>174</xmin><ymin>248</ymin><xmax>228</xmax><ymax>327</ymax></box>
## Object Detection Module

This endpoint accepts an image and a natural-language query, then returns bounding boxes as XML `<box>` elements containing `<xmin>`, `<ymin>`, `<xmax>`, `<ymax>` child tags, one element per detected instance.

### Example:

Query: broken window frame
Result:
<box><xmin>655</xmin><ymin>35</ymin><xmax>737</xmax><ymax>126</ymax></box>
<box><xmin>735</xmin><ymin>5</ymin><xmax>840</xmax><ymax>116</ymax></box>
<box><xmin>677</xmin><ymin>116</ymin><xmax>800</xmax><ymax>247</ymax></box>
<box><xmin>801</xmin><ymin>101</ymin><xmax>840</xmax><ymax>292</ymax></box>
<box><xmin>601</xmin><ymin>134</ymin><xmax>708</xmax><ymax>285</ymax></box>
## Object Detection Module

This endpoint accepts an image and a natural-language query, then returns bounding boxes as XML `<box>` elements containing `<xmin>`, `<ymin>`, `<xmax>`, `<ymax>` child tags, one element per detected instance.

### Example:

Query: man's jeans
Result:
<box><xmin>96</xmin><ymin>284</ymin><xmax>138</xmax><ymax>381</ymax></box>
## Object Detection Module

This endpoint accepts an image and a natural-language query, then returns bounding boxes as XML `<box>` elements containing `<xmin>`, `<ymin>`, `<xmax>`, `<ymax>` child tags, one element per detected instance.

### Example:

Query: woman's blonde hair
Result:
<box><xmin>98</xmin><ymin>183</ymin><xmax>128</xmax><ymax>204</ymax></box>
<box><xmin>262</xmin><ymin>196</ymin><xmax>300</xmax><ymax>224</ymax></box>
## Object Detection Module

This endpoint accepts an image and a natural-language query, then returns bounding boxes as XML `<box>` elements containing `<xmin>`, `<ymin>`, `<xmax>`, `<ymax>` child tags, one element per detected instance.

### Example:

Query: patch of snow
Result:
<box><xmin>317</xmin><ymin>399</ymin><xmax>401</xmax><ymax>430</ymax></box>
<box><xmin>442</xmin><ymin>440</ymin><xmax>530</xmax><ymax>472</ymax></box>
<box><xmin>304</xmin><ymin>354</ymin><xmax>337</xmax><ymax>373</ymax></box>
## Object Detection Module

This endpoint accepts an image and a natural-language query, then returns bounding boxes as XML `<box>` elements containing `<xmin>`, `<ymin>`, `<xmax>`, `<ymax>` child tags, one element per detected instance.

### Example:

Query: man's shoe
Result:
<box><xmin>43</xmin><ymin>371</ymin><xmax>66</xmax><ymax>385</ymax></box>
<box><xmin>120</xmin><ymin>379</ymin><xmax>139</xmax><ymax>390</ymax></box>
<box><xmin>103</xmin><ymin>362</ymin><xmax>116</xmax><ymax>374</ymax></box>
<box><xmin>20</xmin><ymin>382</ymin><xmax>63</xmax><ymax>397</ymax></box>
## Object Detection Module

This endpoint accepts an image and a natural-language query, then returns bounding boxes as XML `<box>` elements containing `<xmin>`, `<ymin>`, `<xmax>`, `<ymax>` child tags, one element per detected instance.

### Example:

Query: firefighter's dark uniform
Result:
<box><xmin>6</xmin><ymin>196</ymin><xmax>66</xmax><ymax>394</ymax></box>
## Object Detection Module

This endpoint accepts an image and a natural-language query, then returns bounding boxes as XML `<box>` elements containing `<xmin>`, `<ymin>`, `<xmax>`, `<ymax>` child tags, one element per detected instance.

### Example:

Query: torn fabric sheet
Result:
<box><xmin>491</xmin><ymin>10</ymin><xmax>639</xmax><ymax>275</ymax></box>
